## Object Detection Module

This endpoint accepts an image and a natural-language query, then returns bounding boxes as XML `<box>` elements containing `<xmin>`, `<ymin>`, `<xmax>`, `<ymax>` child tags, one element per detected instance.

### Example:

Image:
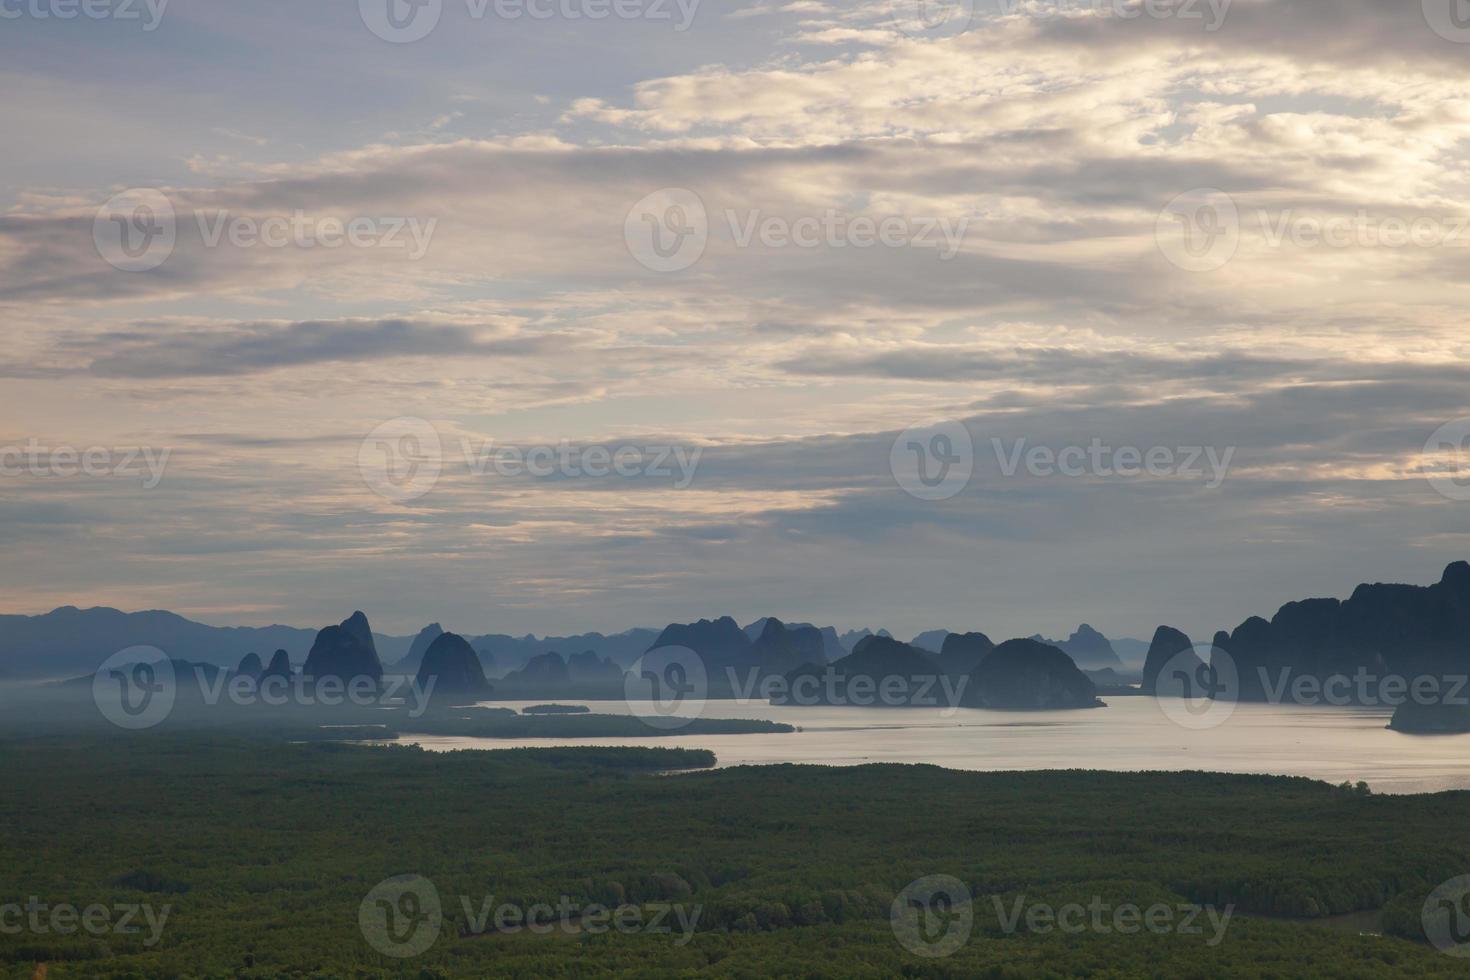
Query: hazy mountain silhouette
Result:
<box><xmin>0</xmin><ymin>606</ymin><xmax>421</xmax><ymax>679</ymax></box>
<box><xmin>749</xmin><ymin>618</ymin><xmax>828</xmax><ymax>676</ymax></box>
<box><xmin>937</xmin><ymin>631</ymin><xmax>994</xmax><ymax>677</ymax></box>
<box><xmin>910</xmin><ymin>630</ymin><xmax>951</xmax><ymax>653</ymax></box>
<box><xmin>566</xmin><ymin>650</ymin><xmax>623</xmax><ymax>685</ymax></box>
<box><xmin>261</xmin><ymin>649</ymin><xmax>293</xmax><ymax>683</ymax></box>
<box><xmin>0</xmin><ymin>607</ymin><xmax>319</xmax><ymax>679</ymax></box>
<box><xmin>1220</xmin><ymin>561</ymin><xmax>1470</xmax><ymax>702</ymax></box>
<box><xmin>775</xmin><ymin>636</ymin><xmax>941</xmax><ymax>706</ymax></box>
<box><xmin>416</xmin><ymin>632</ymin><xmax>490</xmax><ymax>697</ymax></box>
<box><xmin>494</xmin><ymin>650</ymin><xmax>625</xmax><ymax>696</ymax></box>
<box><xmin>838</xmin><ymin>628</ymin><xmax>892</xmax><ymax>653</ymax></box>
<box><xmin>302</xmin><ymin>612</ymin><xmax>383</xmax><ymax>683</ymax></box>
<box><xmin>1141</xmin><ymin>626</ymin><xmax>1197</xmax><ymax>695</ymax></box>
<box><xmin>743</xmin><ymin>619</ymin><xmax>845</xmax><ymax>662</ymax></box>
<box><xmin>393</xmin><ymin>623</ymin><xmax>444</xmax><ymax>673</ymax></box>
<box><xmin>470</xmin><ymin>628</ymin><xmax>658</xmax><ymax>671</ymax></box>
<box><xmin>1110</xmin><ymin>637</ymin><xmax>1151</xmax><ymax>667</ymax></box>
<box><xmin>1029</xmin><ymin>625</ymin><xmax>1123</xmax><ymax>668</ymax></box>
<box><xmin>649</xmin><ymin>616</ymin><xmax>753</xmax><ymax>671</ymax></box>
<box><xmin>963</xmin><ymin>639</ymin><xmax>1102</xmax><ymax>710</ymax></box>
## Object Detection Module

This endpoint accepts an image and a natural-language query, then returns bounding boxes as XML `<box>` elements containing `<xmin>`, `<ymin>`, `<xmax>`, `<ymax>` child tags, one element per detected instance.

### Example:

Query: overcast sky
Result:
<box><xmin>4</xmin><ymin>0</ymin><xmax>1470</xmax><ymax>641</ymax></box>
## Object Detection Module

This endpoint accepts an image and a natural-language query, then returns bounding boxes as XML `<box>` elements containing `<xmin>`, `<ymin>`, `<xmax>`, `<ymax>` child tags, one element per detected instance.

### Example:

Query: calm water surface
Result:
<box><xmin>388</xmin><ymin>696</ymin><xmax>1470</xmax><ymax>794</ymax></box>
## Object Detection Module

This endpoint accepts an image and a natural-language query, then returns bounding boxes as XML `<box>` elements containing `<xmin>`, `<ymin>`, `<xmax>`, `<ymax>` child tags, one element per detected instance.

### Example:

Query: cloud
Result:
<box><xmin>73</xmin><ymin>317</ymin><xmax>560</xmax><ymax>379</ymax></box>
<box><xmin>3</xmin><ymin>0</ymin><xmax>1470</xmax><ymax>637</ymax></box>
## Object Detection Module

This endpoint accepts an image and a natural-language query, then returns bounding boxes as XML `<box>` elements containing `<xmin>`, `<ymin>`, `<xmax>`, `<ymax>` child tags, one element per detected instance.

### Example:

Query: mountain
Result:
<box><xmin>498</xmin><ymin>651</ymin><xmax>573</xmax><ymax>691</ymax></box>
<box><xmin>936</xmin><ymin>631</ymin><xmax>994</xmax><ymax>677</ymax></box>
<box><xmin>0</xmin><ymin>607</ymin><xmax>320</xmax><ymax>679</ymax></box>
<box><xmin>260</xmin><ymin>650</ymin><xmax>293</xmax><ymax>683</ymax></box>
<box><xmin>234</xmin><ymin>653</ymin><xmax>263</xmax><ymax>680</ymax></box>
<box><xmin>1110</xmin><ymin>637</ymin><xmax>1151</xmax><ymax>667</ymax></box>
<box><xmin>566</xmin><ymin>651</ymin><xmax>623</xmax><ymax>685</ymax></box>
<box><xmin>838</xmin><ymin>628</ymin><xmax>892</xmax><ymax>653</ymax></box>
<box><xmin>775</xmin><ymin>636</ymin><xmax>941</xmax><ymax>706</ymax></box>
<box><xmin>963</xmin><ymin>639</ymin><xmax>1102</xmax><ymax>710</ymax></box>
<box><xmin>910</xmin><ymin>630</ymin><xmax>951</xmax><ymax>653</ymax></box>
<box><xmin>1029</xmin><ymin>625</ymin><xmax>1123</xmax><ymax>668</ymax></box>
<box><xmin>416</xmin><ymin>632</ymin><xmax>490</xmax><ymax>697</ymax></box>
<box><xmin>493</xmin><ymin>650</ymin><xmax>625</xmax><ymax>696</ymax></box>
<box><xmin>0</xmin><ymin>606</ymin><xmax>423</xmax><ymax>680</ymax></box>
<box><xmin>1219</xmin><ymin>561</ymin><xmax>1470</xmax><ymax>702</ymax></box>
<box><xmin>744</xmin><ymin>619</ymin><xmax>845</xmax><ymax>662</ymax></box>
<box><xmin>470</xmin><ymin>628</ymin><xmax>658</xmax><ymax>671</ymax></box>
<box><xmin>814</xmin><ymin>627</ymin><xmax>846</xmax><ymax>662</ymax></box>
<box><xmin>749</xmin><ymin>618</ymin><xmax>827</xmax><ymax>676</ymax></box>
<box><xmin>1141</xmin><ymin>626</ymin><xmax>1197</xmax><ymax>696</ymax></box>
<box><xmin>743</xmin><ymin>617</ymin><xmax>773</xmax><ymax>640</ymax></box>
<box><xmin>301</xmin><ymin>612</ymin><xmax>383</xmax><ymax>683</ymax></box>
<box><xmin>393</xmin><ymin>623</ymin><xmax>445</xmax><ymax>673</ymax></box>
<box><xmin>648</xmin><ymin>616</ymin><xmax>753</xmax><ymax>672</ymax></box>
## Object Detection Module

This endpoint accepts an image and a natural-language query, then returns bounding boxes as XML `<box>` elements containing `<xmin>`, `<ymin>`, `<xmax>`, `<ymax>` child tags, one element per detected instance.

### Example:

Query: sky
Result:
<box><xmin>4</xmin><ymin>0</ymin><xmax>1470</xmax><ymax>641</ymax></box>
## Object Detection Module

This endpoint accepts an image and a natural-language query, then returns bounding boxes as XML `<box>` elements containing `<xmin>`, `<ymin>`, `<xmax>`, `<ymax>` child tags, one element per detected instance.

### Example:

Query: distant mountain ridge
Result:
<box><xmin>0</xmin><ymin>607</ymin><xmax>323</xmax><ymax>679</ymax></box>
<box><xmin>468</xmin><ymin>628</ymin><xmax>661</xmax><ymax>672</ymax></box>
<box><xmin>14</xmin><ymin>598</ymin><xmax>1386</xmax><ymax>695</ymax></box>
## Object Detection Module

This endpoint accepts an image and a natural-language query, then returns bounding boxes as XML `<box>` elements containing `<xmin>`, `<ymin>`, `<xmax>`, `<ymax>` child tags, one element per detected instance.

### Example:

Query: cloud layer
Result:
<box><xmin>2</xmin><ymin>0</ymin><xmax>1470</xmax><ymax>638</ymax></box>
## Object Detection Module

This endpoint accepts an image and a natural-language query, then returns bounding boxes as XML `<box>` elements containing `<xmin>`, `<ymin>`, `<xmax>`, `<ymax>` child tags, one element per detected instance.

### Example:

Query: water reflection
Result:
<box><xmin>387</xmin><ymin>696</ymin><xmax>1470</xmax><ymax>794</ymax></box>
